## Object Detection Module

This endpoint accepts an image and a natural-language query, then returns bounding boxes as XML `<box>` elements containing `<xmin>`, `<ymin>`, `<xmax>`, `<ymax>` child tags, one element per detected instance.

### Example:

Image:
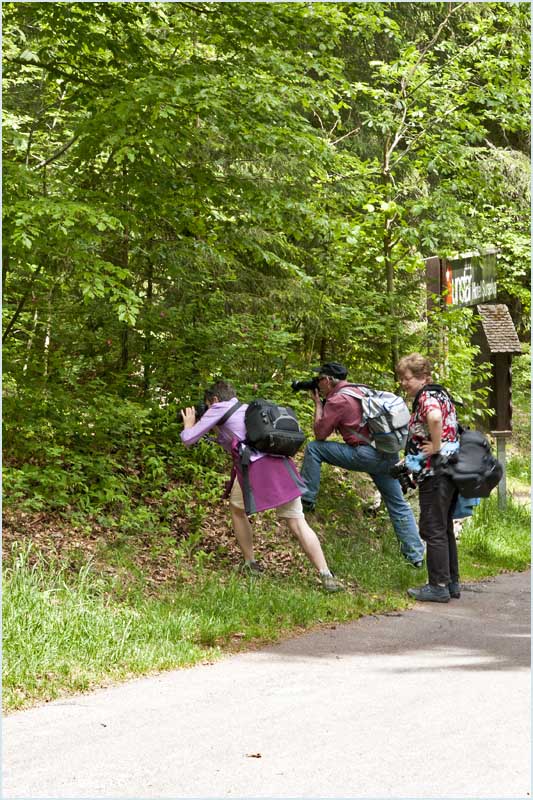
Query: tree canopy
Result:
<box><xmin>3</xmin><ymin>2</ymin><xmax>530</xmax><ymax>517</ymax></box>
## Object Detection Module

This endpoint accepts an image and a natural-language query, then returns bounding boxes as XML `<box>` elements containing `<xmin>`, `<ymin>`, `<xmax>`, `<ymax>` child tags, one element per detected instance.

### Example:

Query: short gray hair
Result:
<box><xmin>396</xmin><ymin>353</ymin><xmax>433</xmax><ymax>380</ymax></box>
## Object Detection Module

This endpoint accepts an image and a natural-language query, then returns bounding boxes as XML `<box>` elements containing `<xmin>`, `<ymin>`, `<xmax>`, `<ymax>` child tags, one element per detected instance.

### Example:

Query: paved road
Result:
<box><xmin>3</xmin><ymin>570</ymin><xmax>531</xmax><ymax>799</ymax></box>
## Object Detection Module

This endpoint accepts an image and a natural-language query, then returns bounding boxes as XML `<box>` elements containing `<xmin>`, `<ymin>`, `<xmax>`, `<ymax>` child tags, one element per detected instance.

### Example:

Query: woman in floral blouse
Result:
<box><xmin>396</xmin><ymin>353</ymin><xmax>460</xmax><ymax>603</ymax></box>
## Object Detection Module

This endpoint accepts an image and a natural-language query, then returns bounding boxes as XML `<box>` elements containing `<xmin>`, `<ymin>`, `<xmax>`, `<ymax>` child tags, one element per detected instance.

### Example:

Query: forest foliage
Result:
<box><xmin>3</xmin><ymin>2</ymin><xmax>530</xmax><ymax>523</ymax></box>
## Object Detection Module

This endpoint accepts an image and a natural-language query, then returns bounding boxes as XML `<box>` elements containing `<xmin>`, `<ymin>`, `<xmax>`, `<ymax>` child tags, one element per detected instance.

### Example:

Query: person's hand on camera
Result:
<box><xmin>181</xmin><ymin>407</ymin><xmax>197</xmax><ymax>429</ymax></box>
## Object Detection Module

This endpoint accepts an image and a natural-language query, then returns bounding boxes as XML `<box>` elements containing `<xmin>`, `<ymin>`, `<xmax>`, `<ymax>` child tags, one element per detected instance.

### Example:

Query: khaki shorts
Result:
<box><xmin>229</xmin><ymin>480</ymin><xmax>304</xmax><ymax>519</ymax></box>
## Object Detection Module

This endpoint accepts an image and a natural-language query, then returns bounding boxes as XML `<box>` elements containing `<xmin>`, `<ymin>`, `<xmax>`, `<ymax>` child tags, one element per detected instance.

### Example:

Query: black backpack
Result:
<box><xmin>218</xmin><ymin>399</ymin><xmax>306</xmax><ymax>457</ymax></box>
<box><xmin>412</xmin><ymin>384</ymin><xmax>502</xmax><ymax>498</ymax></box>
<box><xmin>442</xmin><ymin>429</ymin><xmax>503</xmax><ymax>498</ymax></box>
<box><xmin>244</xmin><ymin>399</ymin><xmax>305</xmax><ymax>457</ymax></box>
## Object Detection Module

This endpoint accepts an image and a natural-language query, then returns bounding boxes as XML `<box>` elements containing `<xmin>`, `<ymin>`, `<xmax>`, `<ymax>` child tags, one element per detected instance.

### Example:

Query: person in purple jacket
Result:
<box><xmin>180</xmin><ymin>380</ymin><xmax>341</xmax><ymax>592</ymax></box>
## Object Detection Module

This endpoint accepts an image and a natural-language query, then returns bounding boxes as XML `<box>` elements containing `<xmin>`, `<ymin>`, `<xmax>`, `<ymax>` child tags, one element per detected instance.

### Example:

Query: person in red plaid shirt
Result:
<box><xmin>396</xmin><ymin>353</ymin><xmax>460</xmax><ymax>603</ymax></box>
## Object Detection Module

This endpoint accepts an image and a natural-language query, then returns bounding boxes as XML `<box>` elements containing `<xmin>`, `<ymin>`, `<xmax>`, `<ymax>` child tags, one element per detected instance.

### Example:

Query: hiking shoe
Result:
<box><xmin>241</xmin><ymin>560</ymin><xmax>264</xmax><ymax>577</ymax></box>
<box><xmin>407</xmin><ymin>583</ymin><xmax>450</xmax><ymax>603</ymax></box>
<box><xmin>302</xmin><ymin>500</ymin><xmax>316</xmax><ymax>513</ymax></box>
<box><xmin>406</xmin><ymin>559</ymin><xmax>424</xmax><ymax>569</ymax></box>
<box><xmin>449</xmin><ymin>581</ymin><xmax>461</xmax><ymax>599</ymax></box>
<box><xmin>321</xmin><ymin>572</ymin><xmax>343</xmax><ymax>593</ymax></box>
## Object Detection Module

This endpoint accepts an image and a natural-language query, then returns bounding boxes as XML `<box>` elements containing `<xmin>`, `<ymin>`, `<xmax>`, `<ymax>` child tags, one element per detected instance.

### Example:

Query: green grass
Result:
<box><xmin>506</xmin><ymin>452</ymin><xmax>531</xmax><ymax>483</ymax></box>
<box><xmin>2</xmin><ymin>549</ymin><xmax>205</xmax><ymax>709</ymax></box>
<box><xmin>458</xmin><ymin>495</ymin><xmax>531</xmax><ymax>577</ymax></box>
<box><xmin>3</xmin><ymin>490</ymin><xmax>530</xmax><ymax>713</ymax></box>
<box><xmin>2</xmin><ymin>542</ymin><xmax>405</xmax><ymax>712</ymax></box>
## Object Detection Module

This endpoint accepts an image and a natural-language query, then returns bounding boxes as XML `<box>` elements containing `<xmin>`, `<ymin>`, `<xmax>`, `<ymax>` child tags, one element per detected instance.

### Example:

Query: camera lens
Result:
<box><xmin>195</xmin><ymin>402</ymin><xmax>207</xmax><ymax>420</ymax></box>
<box><xmin>291</xmin><ymin>377</ymin><xmax>319</xmax><ymax>392</ymax></box>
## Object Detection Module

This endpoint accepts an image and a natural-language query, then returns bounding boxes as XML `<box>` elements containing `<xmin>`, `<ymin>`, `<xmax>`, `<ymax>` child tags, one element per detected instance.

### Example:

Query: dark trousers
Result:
<box><xmin>418</xmin><ymin>474</ymin><xmax>459</xmax><ymax>586</ymax></box>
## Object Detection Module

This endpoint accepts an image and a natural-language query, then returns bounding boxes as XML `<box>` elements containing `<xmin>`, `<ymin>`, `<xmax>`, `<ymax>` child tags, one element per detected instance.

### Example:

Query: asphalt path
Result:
<box><xmin>3</xmin><ymin>570</ymin><xmax>531</xmax><ymax>799</ymax></box>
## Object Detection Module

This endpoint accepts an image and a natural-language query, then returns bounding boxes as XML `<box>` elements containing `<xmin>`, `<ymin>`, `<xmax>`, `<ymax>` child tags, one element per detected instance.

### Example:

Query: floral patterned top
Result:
<box><xmin>407</xmin><ymin>386</ymin><xmax>459</xmax><ymax>483</ymax></box>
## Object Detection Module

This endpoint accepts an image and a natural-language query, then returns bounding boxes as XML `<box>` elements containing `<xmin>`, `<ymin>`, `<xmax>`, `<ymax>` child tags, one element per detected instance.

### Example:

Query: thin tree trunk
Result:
<box><xmin>319</xmin><ymin>337</ymin><xmax>327</xmax><ymax>363</ymax></box>
<box><xmin>43</xmin><ymin>284</ymin><xmax>57</xmax><ymax>378</ymax></box>
<box><xmin>382</xmin><ymin>140</ymin><xmax>399</xmax><ymax>374</ymax></box>
<box><xmin>23</xmin><ymin>305</ymin><xmax>39</xmax><ymax>376</ymax></box>
<box><xmin>2</xmin><ymin>264</ymin><xmax>43</xmax><ymax>343</ymax></box>
<box><xmin>120</xmin><ymin>324</ymin><xmax>129</xmax><ymax>372</ymax></box>
<box><xmin>143</xmin><ymin>259</ymin><xmax>153</xmax><ymax>397</ymax></box>
<box><xmin>384</xmin><ymin>219</ymin><xmax>399</xmax><ymax>372</ymax></box>
<box><xmin>119</xmin><ymin>222</ymin><xmax>130</xmax><ymax>373</ymax></box>
<box><xmin>2</xmin><ymin>246</ymin><xmax>9</xmax><ymax>295</ymax></box>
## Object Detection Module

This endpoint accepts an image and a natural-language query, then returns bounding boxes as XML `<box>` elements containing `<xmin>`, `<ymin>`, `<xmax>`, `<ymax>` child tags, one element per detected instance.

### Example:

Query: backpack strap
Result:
<box><xmin>238</xmin><ymin>443</ymin><xmax>256</xmax><ymax>515</ymax></box>
<box><xmin>412</xmin><ymin>384</ymin><xmax>464</xmax><ymax>434</ymax></box>
<box><xmin>339</xmin><ymin>383</ymin><xmax>369</xmax><ymax>395</ymax></box>
<box><xmin>412</xmin><ymin>384</ymin><xmax>462</xmax><ymax>413</ymax></box>
<box><xmin>335</xmin><ymin>386</ymin><xmax>374</xmax><ymax>447</ymax></box>
<box><xmin>217</xmin><ymin>400</ymin><xmax>243</xmax><ymax>426</ymax></box>
<box><xmin>282</xmin><ymin>457</ymin><xmax>307</xmax><ymax>492</ymax></box>
<box><xmin>203</xmin><ymin>400</ymin><xmax>243</xmax><ymax>443</ymax></box>
<box><xmin>336</xmin><ymin>384</ymin><xmax>367</xmax><ymax>402</ymax></box>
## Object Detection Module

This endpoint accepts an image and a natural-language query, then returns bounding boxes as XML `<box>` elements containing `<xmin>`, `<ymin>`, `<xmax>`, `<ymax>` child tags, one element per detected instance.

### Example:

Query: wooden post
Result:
<box><xmin>491</xmin><ymin>430</ymin><xmax>512</xmax><ymax>510</ymax></box>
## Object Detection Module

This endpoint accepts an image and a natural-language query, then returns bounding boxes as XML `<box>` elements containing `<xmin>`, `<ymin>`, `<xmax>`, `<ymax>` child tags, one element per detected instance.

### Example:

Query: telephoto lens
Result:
<box><xmin>291</xmin><ymin>377</ymin><xmax>320</xmax><ymax>392</ymax></box>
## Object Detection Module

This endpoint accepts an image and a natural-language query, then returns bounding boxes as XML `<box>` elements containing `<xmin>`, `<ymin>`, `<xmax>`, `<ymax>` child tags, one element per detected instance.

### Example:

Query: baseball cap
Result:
<box><xmin>312</xmin><ymin>361</ymin><xmax>348</xmax><ymax>379</ymax></box>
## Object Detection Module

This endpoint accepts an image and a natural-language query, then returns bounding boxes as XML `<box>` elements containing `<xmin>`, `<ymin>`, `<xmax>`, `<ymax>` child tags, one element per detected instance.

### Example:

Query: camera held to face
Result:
<box><xmin>291</xmin><ymin>376</ymin><xmax>320</xmax><ymax>392</ymax></box>
<box><xmin>389</xmin><ymin>462</ymin><xmax>416</xmax><ymax>494</ymax></box>
<box><xmin>194</xmin><ymin>401</ymin><xmax>208</xmax><ymax>420</ymax></box>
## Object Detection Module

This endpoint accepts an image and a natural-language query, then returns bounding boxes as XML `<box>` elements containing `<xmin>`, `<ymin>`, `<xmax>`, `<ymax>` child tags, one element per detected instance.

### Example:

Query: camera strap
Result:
<box><xmin>203</xmin><ymin>401</ymin><xmax>243</xmax><ymax>444</ymax></box>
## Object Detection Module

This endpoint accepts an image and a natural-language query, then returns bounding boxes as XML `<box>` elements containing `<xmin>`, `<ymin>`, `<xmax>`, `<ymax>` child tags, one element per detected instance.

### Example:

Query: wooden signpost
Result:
<box><xmin>425</xmin><ymin>249</ymin><xmax>522</xmax><ymax>509</ymax></box>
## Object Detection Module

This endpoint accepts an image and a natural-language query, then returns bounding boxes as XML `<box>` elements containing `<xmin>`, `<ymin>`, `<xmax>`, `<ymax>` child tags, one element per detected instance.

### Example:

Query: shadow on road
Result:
<box><xmin>258</xmin><ymin>571</ymin><xmax>531</xmax><ymax>673</ymax></box>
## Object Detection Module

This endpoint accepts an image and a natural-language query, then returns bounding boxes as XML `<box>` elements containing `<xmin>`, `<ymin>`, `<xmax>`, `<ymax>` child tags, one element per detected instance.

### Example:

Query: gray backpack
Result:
<box><xmin>338</xmin><ymin>384</ymin><xmax>410</xmax><ymax>453</ymax></box>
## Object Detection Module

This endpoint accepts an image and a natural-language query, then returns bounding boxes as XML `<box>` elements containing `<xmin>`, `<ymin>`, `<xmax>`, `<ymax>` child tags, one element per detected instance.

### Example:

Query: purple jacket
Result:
<box><xmin>180</xmin><ymin>398</ymin><xmax>305</xmax><ymax>513</ymax></box>
<box><xmin>181</xmin><ymin>399</ymin><xmax>259</xmax><ymax>456</ymax></box>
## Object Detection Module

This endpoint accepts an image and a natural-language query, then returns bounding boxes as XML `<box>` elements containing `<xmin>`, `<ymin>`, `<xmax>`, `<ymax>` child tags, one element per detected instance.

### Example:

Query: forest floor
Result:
<box><xmin>3</xmin><ymin>438</ymin><xmax>529</xmax><ymax>597</ymax></box>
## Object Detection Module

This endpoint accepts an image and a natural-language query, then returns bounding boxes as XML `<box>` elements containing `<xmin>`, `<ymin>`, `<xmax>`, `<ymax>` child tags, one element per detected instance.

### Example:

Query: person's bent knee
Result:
<box><xmin>284</xmin><ymin>515</ymin><xmax>302</xmax><ymax>527</ymax></box>
<box><xmin>305</xmin><ymin>439</ymin><xmax>323</xmax><ymax>455</ymax></box>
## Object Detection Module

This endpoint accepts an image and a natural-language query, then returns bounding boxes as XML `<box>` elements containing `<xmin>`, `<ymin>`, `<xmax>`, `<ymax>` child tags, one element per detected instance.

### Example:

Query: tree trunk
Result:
<box><xmin>120</xmin><ymin>323</ymin><xmax>129</xmax><ymax>372</ymax></box>
<box><xmin>2</xmin><ymin>246</ymin><xmax>9</xmax><ymax>295</ymax></box>
<box><xmin>384</xmin><ymin>220</ymin><xmax>399</xmax><ymax>373</ymax></box>
<box><xmin>2</xmin><ymin>263</ymin><xmax>43</xmax><ymax>343</ymax></box>
<box><xmin>143</xmin><ymin>259</ymin><xmax>153</xmax><ymax>397</ymax></box>
<box><xmin>43</xmin><ymin>294</ymin><xmax>52</xmax><ymax>378</ymax></box>
<box><xmin>119</xmin><ymin>221</ymin><xmax>130</xmax><ymax>373</ymax></box>
<box><xmin>23</xmin><ymin>305</ymin><xmax>39</xmax><ymax>376</ymax></box>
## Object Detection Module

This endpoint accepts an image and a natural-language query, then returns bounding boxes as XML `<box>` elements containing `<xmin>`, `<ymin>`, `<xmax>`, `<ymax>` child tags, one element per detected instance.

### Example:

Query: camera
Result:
<box><xmin>389</xmin><ymin>462</ymin><xmax>416</xmax><ymax>494</ymax></box>
<box><xmin>291</xmin><ymin>377</ymin><xmax>320</xmax><ymax>392</ymax></box>
<box><xmin>195</xmin><ymin>401</ymin><xmax>208</xmax><ymax>420</ymax></box>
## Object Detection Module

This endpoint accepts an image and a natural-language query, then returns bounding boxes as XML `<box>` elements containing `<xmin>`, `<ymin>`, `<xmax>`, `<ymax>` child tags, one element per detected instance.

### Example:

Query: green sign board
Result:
<box><xmin>443</xmin><ymin>249</ymin><xmax>498</xmax><ymax>308</ymax></box>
